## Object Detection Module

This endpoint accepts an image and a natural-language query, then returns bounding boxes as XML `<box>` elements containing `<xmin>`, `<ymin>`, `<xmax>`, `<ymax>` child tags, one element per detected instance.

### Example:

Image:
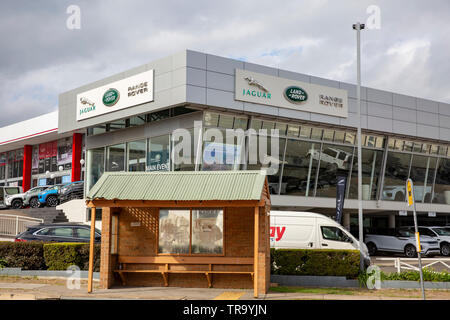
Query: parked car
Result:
<box><xmin>24</xmin><ymin>186</ymin><xmax>53</xmax><ymax>208</ymax></box>
<box><xmin>382</xmin><ymin>185</ymin><xmax>432</xmax><ymax>202</ymax></box>
<box><xmin>58</xmin><ymin>181</ymin><xmax>84</xmax><ymax>203</ymax></box>
<box><xmin>37</xmin><ymin>184</ymin><xmax>65</xmax><ymax>207</ymax></box>
<box><xmin>365</xmin><ymin>227</ymin><xmax>441</xmax><ymax>258</ymax></box>
<box><xmin>0</xmin><ymin>186</ymin><xmax>23</xmax><ymax>209</ymax></box>
<box><xmin>403</xmin><ymin>226</ymin><xmax>450</xmax><ymax>256</ymax></box>
<box><xmin>307</xmin><ymin>147</ymin><xmax>352</xmax><ymax>170</ymax></box>
<box><xmin>270</xmin><ymin>211</ymin><xmax>371</xmax><ymax>267</ymax></box>
<box><xmin>15</xmin><ymin>223</ymin><xmax>101</xmax><ymax>243</ymax></box>
<box><xmin>4</xmin><ymin>185</ymin><xmax>52</xmax><ymax>209</ymax></box>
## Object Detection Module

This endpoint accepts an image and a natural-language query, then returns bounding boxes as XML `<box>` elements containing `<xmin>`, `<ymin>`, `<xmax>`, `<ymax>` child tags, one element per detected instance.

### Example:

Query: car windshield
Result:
<box><xmin>433</xmin><ymin>228</ymin><xmax>450</xmax><ymax>236</ymax></box>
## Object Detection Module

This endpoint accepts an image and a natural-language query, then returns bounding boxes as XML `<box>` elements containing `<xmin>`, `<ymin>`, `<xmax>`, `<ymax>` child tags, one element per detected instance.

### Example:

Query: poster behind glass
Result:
<box><xmin>57</xmin><ymin>137</ymin><xmax>73</xmax><ymax>170</ymax></box>
<box><xmin>158</xmin><ymin>209</ymin><xmax>190</xmax><ymax>254</ymax></box>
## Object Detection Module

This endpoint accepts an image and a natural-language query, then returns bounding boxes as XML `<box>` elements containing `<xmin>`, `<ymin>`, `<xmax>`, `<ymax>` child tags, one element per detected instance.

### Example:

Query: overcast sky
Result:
<box><xmin>0</xmin><ymin>0</ymin><xmax>449</xmax><ymax>127</ymax></box>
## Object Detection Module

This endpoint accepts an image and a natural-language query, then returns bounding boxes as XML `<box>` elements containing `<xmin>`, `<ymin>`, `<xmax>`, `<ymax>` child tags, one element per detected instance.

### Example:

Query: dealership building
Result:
<box><xmin>1</xmin><ymin>49</ymin><xmax>450</xmax><ymax>233</ymax></box>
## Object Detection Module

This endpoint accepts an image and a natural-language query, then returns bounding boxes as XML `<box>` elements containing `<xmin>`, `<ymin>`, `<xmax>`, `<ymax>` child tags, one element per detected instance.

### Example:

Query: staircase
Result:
<box><xmin>24</xmin><ymin>208</ymin><xmax>69</xmax><ymax>224</ymax></box>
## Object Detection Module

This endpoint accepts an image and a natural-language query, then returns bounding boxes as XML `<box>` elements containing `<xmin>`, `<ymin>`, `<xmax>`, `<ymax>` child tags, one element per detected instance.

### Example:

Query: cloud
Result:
<box><xmin>0</xmin><ymin>0</ymin><xmax>449</xmax><ymax>127</ymax></box>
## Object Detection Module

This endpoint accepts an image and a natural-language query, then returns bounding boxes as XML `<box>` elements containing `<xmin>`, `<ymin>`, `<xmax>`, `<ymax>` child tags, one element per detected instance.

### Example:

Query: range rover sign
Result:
<box><xmin>76</xmin><ymin>69</ymin><xmax>154</xmax><ymax>121</ymax></box>
<box><xmin>235</xmin><ymin>69</ymin><xmax>348</xmax><ymax>118</ymax></box>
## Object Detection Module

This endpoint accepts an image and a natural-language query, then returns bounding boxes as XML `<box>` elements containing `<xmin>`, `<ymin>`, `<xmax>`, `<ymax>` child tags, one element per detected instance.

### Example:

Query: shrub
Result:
<box><xmin>0</xmin><ymin>258</ymin><xmax>7</xmax><ymax>269</ymax></box>
<box><xmin>271</xmin><ymin>248</ymin><xmax>360</xmax><ymax>278</ymax></box>
<box><xmin>78</xmin><ymin>244</ymin><xmax>101</xmax><ymax>272</ymax></box>
<box><xmin>381</xmin><ymin>268</ymin><xmax>450</xmax><ymax>282</ymax></box>
<box><xmin>44</xmin><ymin>243</ymin><xmax>100</xmax><ymax>271</ymax></box>
<box><xmin>43</xmin><ymin>243</ymin><xmax>85</xmax><ymax>270</ymax></box>
<box><xmin>0</xmin><ymin>242</ymin><xmax>46</xmax><ymax>270</ymax></box>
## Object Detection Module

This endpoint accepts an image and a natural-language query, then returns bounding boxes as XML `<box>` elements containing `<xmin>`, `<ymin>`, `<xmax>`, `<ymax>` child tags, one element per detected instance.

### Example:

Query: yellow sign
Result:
<box><xmin>415</xmin><ymin>232</ymin><xmax>421</xmax><ymax>253</ymax></box>
<box><xmin>406</xmin><ymin>179</ymin><xmax>414</xmax><ymax>206</ymax></box>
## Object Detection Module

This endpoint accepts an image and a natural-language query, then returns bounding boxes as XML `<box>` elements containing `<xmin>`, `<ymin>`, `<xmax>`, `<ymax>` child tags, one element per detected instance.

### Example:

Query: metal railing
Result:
<box><xmin>0</xmin><ymin>214</ymin><xmax>43</xmax><ymax>237</ymax></box>
<box><xmin>376</xmin><ymin>257</ymin><xmax>450</xmax><ymax>273</ymax></box>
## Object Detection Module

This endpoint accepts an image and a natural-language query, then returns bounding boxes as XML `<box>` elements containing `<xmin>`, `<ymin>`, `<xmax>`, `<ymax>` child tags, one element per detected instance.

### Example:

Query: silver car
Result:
<box><xmin>365</xmin><ymin>227</ymin><xmax>441</xmax><ymax>258</ymax></box>
<box><xmin>5</xmin><ymin>186</ymin><xmax>51</xmax><ymax>209</ymax></box>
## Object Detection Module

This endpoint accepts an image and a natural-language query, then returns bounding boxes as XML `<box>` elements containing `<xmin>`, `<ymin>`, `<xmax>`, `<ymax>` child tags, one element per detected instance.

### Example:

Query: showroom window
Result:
<box><xmin>348</xmin><ymin>149</ymin><xmax>384</xmax><ymax>200</ymax></box>
<box><xmin>0</xmin><ymin>153</ymin><xmax>6</xmax><ymax>180</ymax></box>
<box><xmin>86</xmin><ymin>147</ymin><xmax>105</xmax><ymax>191</ymax></box>
<box><xmin>106</xmin><ymin>144</ymin><xmax>125</xmax><ymax>172</ymax></box>
<box><xmin>382</xmin><ymin>152</ymin><xmax>411</xmax><ymax>201</ymax></box>
<box><xmin>433</xmin><ymin>158</ymin><xmax>450</xmax><ymax>205</ymax></box>
<box><xmin>158</xmin><ymin>208</ymin><xmax>224</xmax><ymax>255</ymax></box>
<box><xmin>127</xmin><ymin>140</ymin><xmax>146</xmax><ymax>172</ymax></box>
<box><xmin>147</xmin><ymin>135</ymin><xmax>170</xmax><ymax>171</ymax></box>
<box><xmin>279</xmin><ymin>140</ymin><xmax>320</xmax><ymax>196</ymax></box>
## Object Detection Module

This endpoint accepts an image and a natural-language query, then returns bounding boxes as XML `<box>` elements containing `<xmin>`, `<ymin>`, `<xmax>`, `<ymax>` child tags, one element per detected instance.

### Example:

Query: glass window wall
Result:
<box><xmin>382</xmin><ymin>152</ymin><xmax>411</xmax><ymax>201</ymax></box>
<box><xmin>147</xmin><ymin>135</ymin><xmax>170</xmax><ymax>171</ymax></box>
<box><xmin>433</xmin><ymin>158</ymin><xmax>450</xmax><ymax>204</ymax></box>
<box><xmin>86</xmin><ymin>147</ymin><xmax>105</xmax><ymax>191</ymax></box>
<box><xmin>348</xmin><ymin>149</ymin><xmax>383</xmax><ymax>200</ymax></box>
<box><xmin>279</xmin><ymin>140</ymin><xmax>320</xmax><ymax>196</ymax></box>
<box><xmin>106</xmin><ymin>144</ymin><xmax>125</xmax><ymax>172</ymax></box>
<box><xmin>315</xmin><ymin>144</ymin><xmax>354</xmax><ymax>198</ymax></box>
<box><xmin>127</xmin><ymin>140</ymin><xmax>146</xmax><ymax>172</ymax></box>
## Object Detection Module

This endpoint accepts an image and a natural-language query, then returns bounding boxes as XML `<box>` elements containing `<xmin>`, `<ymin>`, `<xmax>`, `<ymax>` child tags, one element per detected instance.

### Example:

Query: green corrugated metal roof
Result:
<box><xmin>86</xmin><ymin>170</ymin><xmax>267</xmax><ymax>201</ymax></box>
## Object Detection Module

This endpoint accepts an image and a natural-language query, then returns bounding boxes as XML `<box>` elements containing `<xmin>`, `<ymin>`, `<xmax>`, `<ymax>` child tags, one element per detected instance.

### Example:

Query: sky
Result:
<box><xmin>0</xmin><ymin>0</ymin><xmax>449</xmax><ymax>127</ymax></box>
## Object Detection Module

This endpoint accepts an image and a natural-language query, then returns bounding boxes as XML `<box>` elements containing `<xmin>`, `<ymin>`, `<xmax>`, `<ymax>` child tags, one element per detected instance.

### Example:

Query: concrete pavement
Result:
<box><xmin>0</xmin><ymin>278</ymin><xmax>449</xmax><ymax>300</ymax></box>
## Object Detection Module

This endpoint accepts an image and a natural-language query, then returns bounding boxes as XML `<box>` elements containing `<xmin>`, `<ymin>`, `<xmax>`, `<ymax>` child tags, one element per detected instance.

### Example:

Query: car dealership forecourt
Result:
<box><xmin>0</xmin><ymin>49</ymin><xmax>450</xmax><ymax>292</ymax></box>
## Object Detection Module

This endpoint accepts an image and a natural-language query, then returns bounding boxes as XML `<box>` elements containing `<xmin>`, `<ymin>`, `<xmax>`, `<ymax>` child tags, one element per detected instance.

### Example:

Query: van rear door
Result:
<box><xmin>270</xmin><ymin>215</ymin><xmax>317</xmax><ymax>249</ymax></box>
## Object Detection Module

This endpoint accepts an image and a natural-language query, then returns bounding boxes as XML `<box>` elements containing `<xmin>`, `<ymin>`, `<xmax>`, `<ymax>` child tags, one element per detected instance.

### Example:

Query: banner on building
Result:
<box><xmin>335</xmin><ymin>176</ymin><xmax>347</xmax><ymax>224</ymax></box>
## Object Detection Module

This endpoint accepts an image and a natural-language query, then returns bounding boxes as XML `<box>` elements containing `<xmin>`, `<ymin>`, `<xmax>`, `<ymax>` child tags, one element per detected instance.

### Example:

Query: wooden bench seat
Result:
<box><xmin>114</xmin><ymin>256</ymin><xmax>254</xmax><ymax>287</ymax></box>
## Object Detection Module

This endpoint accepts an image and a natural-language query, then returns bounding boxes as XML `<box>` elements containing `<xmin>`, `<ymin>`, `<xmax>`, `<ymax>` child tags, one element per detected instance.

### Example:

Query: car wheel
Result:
<box><xmin>29</xmin><ymin>197</ymin><xmax>41</xmax><ymax>208</ymax></box>
<box><xmin>367</xmin><ymin>242</ymin><xmax>377</xmax><ymax>256</ymax></box>
<box><xmin>405</xmin><ymin>244</ymin><xmax>417</xmax><ymax>258</ymax></box>
<box><xmin>46</xmin><ymin>195</ymin><xmax>59</xmax><ymax>207</ymax></box>
<box><xmin>11</xmin><ymin>199</ymin><xmax>23</xmax><ymax>209</ymax></box>
<box><xmin>394</xmin><ymin>192</ymin><xmax>404</xmax><ymax>201</ymax></box>
<box><xmin>441</xmin><ymin>243</ymin><xmax>450</xmax><ymax>256</ymax></box>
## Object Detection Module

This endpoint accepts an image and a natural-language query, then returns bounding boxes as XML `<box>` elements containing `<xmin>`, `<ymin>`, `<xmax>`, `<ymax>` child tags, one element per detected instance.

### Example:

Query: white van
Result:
<box><xmin>270</xmin><ymin>211</ymin><xmax>370</xmax><ymax>266</ymax></box>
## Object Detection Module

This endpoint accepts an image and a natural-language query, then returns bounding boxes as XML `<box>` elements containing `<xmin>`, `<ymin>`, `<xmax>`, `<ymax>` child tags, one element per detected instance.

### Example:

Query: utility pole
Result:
<box><xmin>353</xmin><ymin>22</ymin><xmax>365</xmax><ymax>271</ymax></box>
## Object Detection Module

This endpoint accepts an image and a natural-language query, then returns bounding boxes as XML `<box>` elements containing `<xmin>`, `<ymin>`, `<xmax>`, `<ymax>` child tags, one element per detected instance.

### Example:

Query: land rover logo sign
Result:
<box><xmin>102</xmin><ymin>88</ymin><xmax>120</xmax><ymax>107</ymax></box>
<box><xmin>284</xmin><ymin>86</ymin><xmax>308</xmax><ymax>104</ymax></box>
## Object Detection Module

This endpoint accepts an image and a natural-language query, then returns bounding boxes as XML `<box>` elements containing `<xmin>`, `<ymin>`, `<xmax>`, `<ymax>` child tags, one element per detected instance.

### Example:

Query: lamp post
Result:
<box><xmin>353</xmin><ymin>22</ymin><xmax>365</xmax><ymax>271</ymax></box>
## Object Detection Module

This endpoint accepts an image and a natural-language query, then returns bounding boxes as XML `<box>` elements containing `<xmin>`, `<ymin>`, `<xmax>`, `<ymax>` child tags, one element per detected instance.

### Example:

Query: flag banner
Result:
<box><xmin>335</xmin><ymin>175</ymin><xmax>347</xmax><ymax>224</ymax></box>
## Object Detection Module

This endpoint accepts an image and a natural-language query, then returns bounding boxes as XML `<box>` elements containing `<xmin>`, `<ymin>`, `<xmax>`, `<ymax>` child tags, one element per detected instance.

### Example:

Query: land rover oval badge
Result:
<box><xmin>284</xmin><ymin>86</ymin><xmax>308</xmax><ymax>104</ymax></box>
<box><xmin>103</xmin><ymin>88</ymin><xmax>120</xmax><ymax>107</ymax></box>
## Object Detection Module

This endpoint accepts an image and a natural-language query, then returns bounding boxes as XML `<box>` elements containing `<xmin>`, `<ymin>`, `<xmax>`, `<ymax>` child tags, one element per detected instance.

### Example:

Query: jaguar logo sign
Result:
<box><xmin>102</xmin><ymin>88</ymin><xmax>120</xmax><ymax>107</ymax></box>
<box><xmin>284</xmin><ymin>86</ymin><xmax>308</xmax><ymax>104</ymax></box>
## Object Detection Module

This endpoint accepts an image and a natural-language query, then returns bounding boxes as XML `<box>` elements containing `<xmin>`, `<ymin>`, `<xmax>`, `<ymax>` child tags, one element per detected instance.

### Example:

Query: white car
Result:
<box><xmin>382</xmin><ymin>185</ymin><xmax>432</xmax><ymax>202</ymax></box>
<box><xmin>365</xmin><ymin>227</ymin><xmax>441</xmax><ymax>258</ymax></box>
<box><xmin>270</xmin><ymin>211</ymin><xmax>371</xmax><ymax>267</ymax></box>
<box><xmin>307</xmin><ymin>147</ymin><xmax>352</xmax><ymax>170</ymax></box>
<box><xmin>404</xmin><ymin>226</ymin><xmax>450</xmax><ymax>256</ymax></box>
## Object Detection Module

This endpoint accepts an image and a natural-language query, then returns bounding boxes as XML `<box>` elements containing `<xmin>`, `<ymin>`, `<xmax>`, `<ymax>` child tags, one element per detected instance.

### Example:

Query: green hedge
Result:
<box><xmin>0</xmin><ymin>242</ymin><xmax>46</xmax><ymax>270</ymax></box>
<box><xmin>271</xmin><ymin>248</ymin><xmax>360</xmax><ymax>278</ymax></box>
<box><xmin>381</xmin><ymin>269</ymin><xmax>450</xmax><ymax>282</ymax></box>
<box><xmin>0</xmin><ymin>242</ymin><xmax>100</xmax><ymax>271</ymax></box>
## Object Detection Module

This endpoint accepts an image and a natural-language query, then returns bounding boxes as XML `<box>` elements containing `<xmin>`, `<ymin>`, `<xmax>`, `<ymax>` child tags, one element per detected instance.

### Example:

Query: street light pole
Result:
<box><xmin>353</xmin><ymin>22</ymin><xmax>365</xmax><ymax>271</ymax></box>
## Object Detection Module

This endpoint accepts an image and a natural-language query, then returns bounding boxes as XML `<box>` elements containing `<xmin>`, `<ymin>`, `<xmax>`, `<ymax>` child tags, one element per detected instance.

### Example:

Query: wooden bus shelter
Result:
<box><xmin>85</xmin><ymin>170</ymin><xmax>271</xmax><ymax>298</ymax></box>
